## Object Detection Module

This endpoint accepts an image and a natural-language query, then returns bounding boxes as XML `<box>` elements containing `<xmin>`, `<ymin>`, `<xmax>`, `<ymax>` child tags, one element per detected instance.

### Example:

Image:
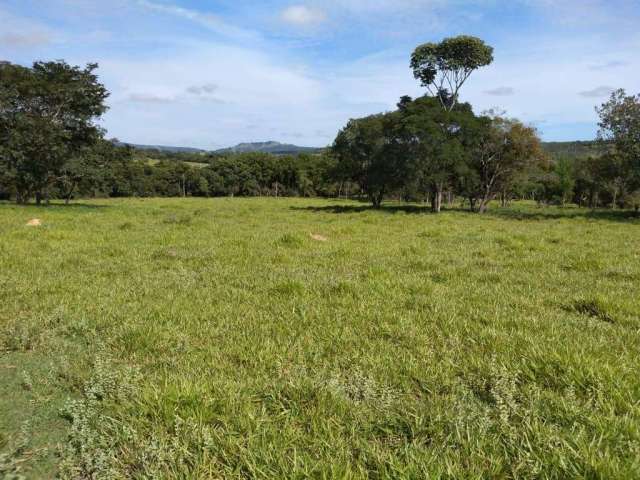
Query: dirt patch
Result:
<box><xmin>310</xmin><ymin>233</ymin><xmax>328</xmax><ymax>242</ymax></box>
<box><xmin>26</xmin><ymin>219</ymin><xmax>42</xmax><ymax>227</ymax></box>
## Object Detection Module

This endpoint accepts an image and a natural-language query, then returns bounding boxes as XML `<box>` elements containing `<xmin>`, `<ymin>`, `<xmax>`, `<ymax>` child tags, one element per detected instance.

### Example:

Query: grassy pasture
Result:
<box><xmin>1</xmin><ymin>197</ymin><xmax>639</xmax><ymax>479</ymax></box>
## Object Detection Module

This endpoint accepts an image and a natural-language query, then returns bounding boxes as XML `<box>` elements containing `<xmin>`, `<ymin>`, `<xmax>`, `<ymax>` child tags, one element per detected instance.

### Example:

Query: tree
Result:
<box><xmin>597</xmin><ymin>89</ymin><xmax>640</xmax><ymax>205</ymax></box>
<box><xmin>0</xmin><ymin>61</ymin><xmax>108</xmax><ymax>204</ymax></box>
<box><xmin>555</xmin><ymin>157</ymin><xmax>575</xmax><ymax>207</ymax></box>
<box><xmin>465</xmin><ymin>113</ymin><xmax>546</xmax><ymax>213</ymax></box>
<box><xmin>411</xmin><ymin>36</ymin><xmax>493</xmax><ymax>111</ymax></box>
<box><xmin>395</xmin><ymin>95</ymin><xmax>474</xmax><ymax>212</ymax></box>
<box><xmin>331</xmin><ymin>112</ymin><xmax>403</xmax><ymax>208</ymax></box>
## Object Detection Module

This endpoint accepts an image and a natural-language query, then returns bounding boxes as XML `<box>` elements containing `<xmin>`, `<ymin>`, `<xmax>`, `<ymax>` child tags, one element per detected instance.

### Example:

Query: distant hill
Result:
<box><xmin>541</xmin><ymin>141</ymin><xmax>609</xmax><ymax>159</ymax></box>
<box><xmin>213</xmin><ymin>141</ymin><xmax>324</xmax><ymax>156</ymax></box>
<box><xmin>112</xmin><ymin>141</ymin><xmax>206</xmax><ymax>154</ymax></box>
<box><xmin>117</xmin><ymin>139</ymin><xmax>605</xmax><ymax>159</ymax></box>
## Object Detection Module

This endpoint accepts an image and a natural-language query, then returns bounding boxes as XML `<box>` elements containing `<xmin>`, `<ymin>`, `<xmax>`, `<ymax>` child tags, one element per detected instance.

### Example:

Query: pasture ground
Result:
<box><xmin>1</xmin><ymin>197</ymin><xmax>639</xmax><ymax>478</ymax></box>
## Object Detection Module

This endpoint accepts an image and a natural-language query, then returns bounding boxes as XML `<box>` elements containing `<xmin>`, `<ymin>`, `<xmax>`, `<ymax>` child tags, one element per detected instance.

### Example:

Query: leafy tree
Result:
<box><xmin>554</xmin><ymin>157</ymin><xmax>575</xmax><ymax>207</ymax></box>
<box><xmin>465</xmin><ymin>113</ymin><xmax>546</xmax><ymax>213</ymax></box>
<box><xmin>0</xmin><ymin>61</ymin><xmax>109</xmax><ymax>204</ymax></box>
<box><xmin>331</xmin><ymin>112</ymin><xmax>402</xmax><ymax>208</ymax></box>
<box><xmin>411</xmin><ymin>36</ymin><xmax>493</xmax><ymax>111</ymax></box>
<box><xmin>395</xmin><ymin>95</ymin><xmax>474</xmax><ymax>212</ymax></box>
<box><xmin>596</xmin><ymin>90</ymin><xmax>640</xmax><ymax>208</ymax></box>
<box><xmin>597</xmin><ymin>89</ymin><xmax>640</xmax><ymax>179</ymax></box>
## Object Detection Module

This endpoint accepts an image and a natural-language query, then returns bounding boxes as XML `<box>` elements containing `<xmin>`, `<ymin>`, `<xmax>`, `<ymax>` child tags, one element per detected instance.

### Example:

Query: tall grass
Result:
<box><xmin>1</xmin><ymin>198</ymin><xmax>639</xmax><ymax>478</ymax></box>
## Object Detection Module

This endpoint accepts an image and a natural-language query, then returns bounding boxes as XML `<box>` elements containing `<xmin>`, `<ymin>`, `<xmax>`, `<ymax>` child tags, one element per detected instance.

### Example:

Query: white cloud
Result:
<box><xmin>281</xmin><ymin>5</ymin><xmax>327</xmax><ymax>26</ymax></box>
<box><xmin>137</xmin><ymin>0</ymin><xmax>260</xmax><ymax>41</ymax></box>
<box><xmin>579</xmin><ymin>86</ymin><xmax>615</xmax><ymax>98</ymax></box>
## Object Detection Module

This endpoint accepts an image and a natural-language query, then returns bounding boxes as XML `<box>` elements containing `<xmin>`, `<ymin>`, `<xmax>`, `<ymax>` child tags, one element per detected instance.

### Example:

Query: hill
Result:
<box><xmin>541</xmin><ymin>141</ymin><xmax>609</xmax><ymax>159</ymax></box>
<box><xmin>113</xmin><ymin>141</ymin><xmax>206</xmax><ymax>154</ymax></box>
<box><xmin>213</xmin><ymin>141</ymin><xmax>324</xmax><ymax>155</ymax></box>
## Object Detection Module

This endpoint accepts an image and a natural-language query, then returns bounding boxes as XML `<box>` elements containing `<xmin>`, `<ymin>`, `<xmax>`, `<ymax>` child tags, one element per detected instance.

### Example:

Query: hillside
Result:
<box><xmin>541</xmin><ymin>140</ymin><xmax>609</xmax><ymax>159</ymax></box>
<box><xmin>112</xmin><ymin>141</ymin><xmax>206</xmax><ymax>154</ymax></box>
<box><xmin>213</xmin><ymin>141</ymin><xmax>324</xmax><ymax>155</ymax></box>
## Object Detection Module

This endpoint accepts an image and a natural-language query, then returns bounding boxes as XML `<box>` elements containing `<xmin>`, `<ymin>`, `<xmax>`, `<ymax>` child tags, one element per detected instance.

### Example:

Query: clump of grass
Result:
<box><xmin>118</xmin><ymin>222</ymin><xmax>133</xmax><ymax>231</ymax></box>
<box><xmin>277</xmin><ymin>232</ymin><xmax>303</xmax><ymax>248</ymax></box>
<box><xmin>163</xmin><ymin>213</ymin><xmax>192</xmax><ymax>225</ymax></box>
<box><xmin>571</xmin><ymin>298</ymin><xmax>615</xmax><ymax>323</ymax></box>
<box><xmin>272</xmin><ymin>280</ymin><xmax>305</xmax><ymax>297</ymax></box>
<box><xmin>0</xmin><ymin>421</ymin><xmax>32</xmax><ymax>480</ymax></box>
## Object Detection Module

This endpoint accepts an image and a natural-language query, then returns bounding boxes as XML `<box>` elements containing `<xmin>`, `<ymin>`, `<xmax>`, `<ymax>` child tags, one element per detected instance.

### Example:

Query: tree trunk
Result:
<box><xmin>35</xmin><ymin>191</ymin><xmax>42</xmax><ymax>206</ymax></box>
<box><xmin>478</xmin><ymin>191</ymin><xmax>493</xmax><ymax>214</ymax></box>
<box><xmin>500</xmin><ymin>191</ymin><xmax>507</xmax><ymax>208</ymax></box>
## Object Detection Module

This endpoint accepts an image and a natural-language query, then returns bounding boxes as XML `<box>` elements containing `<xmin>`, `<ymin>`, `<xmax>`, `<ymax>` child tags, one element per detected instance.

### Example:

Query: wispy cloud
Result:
<box><xmin>579</xmin><ymin>86</ymin><xmax>615</xmax><ymax>98</ymax></box>
<box><xmin>127</xmin><ymin>93</ymin><xmax>175</xmax><ymax>104</ymax></box>
<box><xmin>484</xmin><ymin>86</ymin><xmax>515</xmax><ymax>96</ymax></box>
<box><xmin>588</xmin><ymin>60</ymin><xmax>628</xmax><ymax>71</ymax></box>
<box><xmin>137</xmin><ymin>0</ymin><xmax>260</xmax><ymax>41</ymax></box>
<box><xmin>0</xmin><ymin>32</ymin><xmax>52</xmax><ymax>47</ymax></box>
<box><xmin>186</xmin><ymin>83</ymin><xmax>218</xmax><ymax>95</ymax></box>
<box><xmin>281</xmin><ymin>5</ymin><xmax>327</xmax><ymax>26</ymax></box>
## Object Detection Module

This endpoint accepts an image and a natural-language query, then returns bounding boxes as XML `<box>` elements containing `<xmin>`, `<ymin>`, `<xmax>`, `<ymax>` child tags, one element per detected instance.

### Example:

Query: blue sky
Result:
<box><xmin>1</xmin><ymin>0</ymin><xmax>639</xmax><ymax>149</ymax></box>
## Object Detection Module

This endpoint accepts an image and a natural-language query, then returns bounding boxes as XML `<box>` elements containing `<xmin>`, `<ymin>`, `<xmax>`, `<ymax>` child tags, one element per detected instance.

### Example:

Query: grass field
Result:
<box><xmin>1</xmin><ymin>197</ymin><xmax>639</xmax><ymax>479</ymax></box>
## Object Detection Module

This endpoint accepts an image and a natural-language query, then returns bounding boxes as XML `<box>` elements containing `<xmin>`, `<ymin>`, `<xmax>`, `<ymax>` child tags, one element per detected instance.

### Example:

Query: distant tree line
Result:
<box><xmin>1</xmin><ymin>50</ymin><xmax>639</xmax><ymax>213</ymax></box>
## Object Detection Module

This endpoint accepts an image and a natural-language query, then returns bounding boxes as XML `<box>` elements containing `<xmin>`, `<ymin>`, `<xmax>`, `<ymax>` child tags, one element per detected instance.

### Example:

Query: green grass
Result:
<box><xmin>1</xmin><ymin>197</ymin><xmax>639</xmax><ymax>479</ymax></box>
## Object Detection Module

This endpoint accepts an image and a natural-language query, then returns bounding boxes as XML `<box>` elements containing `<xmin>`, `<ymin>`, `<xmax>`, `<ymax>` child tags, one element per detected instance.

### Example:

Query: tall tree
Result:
<box><xmin>465</xmin><ymin>113</ymin><xmax>546</xmax><ymax>213</ymax></box>
<box><xmin>395</xmin><ymin>95</ymin><xmax>474</xmax><ymax>212</ymax></box>
<box><xmin>596</xmin><ymin>89</ymin><xmax>640</xmax><ymax>200</ymax></box>
<box><xmin>411</xmin><ymin>36</ymin><xmax>493</xmax><ymax>111</ymax></box>
<box><xmin>332</xmin><ymin>112</ymin><xmax>402</xmax><ymax>208</ymax></box>
<box><xmin>554</xmin><ymin>157</ymin><xmax>575</xmax><ymax>207</ymax></box>
<box><xmin>0</xmin><ymin>61</ymin><xmax>108</xmax><ymax>204</ymax></box>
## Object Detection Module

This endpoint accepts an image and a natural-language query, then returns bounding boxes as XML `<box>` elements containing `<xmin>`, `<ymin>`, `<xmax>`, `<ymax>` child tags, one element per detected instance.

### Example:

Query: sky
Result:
<box><xmin>1</xmin><ymin>0</ymin><xmax>639</xmax><ymax>149</ymax></box>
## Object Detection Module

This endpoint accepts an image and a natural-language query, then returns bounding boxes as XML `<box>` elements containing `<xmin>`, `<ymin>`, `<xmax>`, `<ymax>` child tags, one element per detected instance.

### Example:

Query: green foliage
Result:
<box><xmin>411</xmin><ymin>35</ymin><xmax>494</xmax><ymax>110</ymax></box>
<box><xmin>331</xmin><ymin>113</ymin><xmax>402</xmax><ymax>208</ymax></box>
<box><xmin>0</xmin><ymin>61</ymin><xmax>108</xmax><ymax>204</ymax></box>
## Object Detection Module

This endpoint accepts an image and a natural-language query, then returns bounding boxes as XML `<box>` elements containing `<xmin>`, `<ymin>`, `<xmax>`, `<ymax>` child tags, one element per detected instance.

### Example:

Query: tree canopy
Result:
<box><xmin>0</xmin><ymin>61</ymin><xmax>108</xmax><ymax>204</ymax></box>
<box><xmin>411</xmin><ymin>35</ymin><xmax>494</xmax><ymax>110</ymax></box>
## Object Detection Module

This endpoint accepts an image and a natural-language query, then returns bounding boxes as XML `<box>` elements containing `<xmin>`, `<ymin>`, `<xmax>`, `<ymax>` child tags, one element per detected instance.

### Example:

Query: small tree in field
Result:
<box><xmin>331</xmin><ymin>112</ymin><xmax>403</xmax><ymax>208</ymax></box>
<box><xmin>597</xmin><ymin>89</ymin><xmax>640</xmax><ymax>208</ymax></box>
<box><xmin>624</xmin><ymin>190</ymin><xmax>640</xmax><ymax>215</ymax></box>
<box><xmin>555</xmin><ymin>157</ymin><xmax>575</xmax><ymax>207</ymax></box>
<box><xmin>411</xmin><ymin>36</ymin><xmax>493</xmax><ymax>111</ymax></box>
<box><xmin>466</xmin><ymin>113</ymin><xmax>547</xmax><ymax>213</ymax></box>
<box><xmin>0</xmin><ymin>61</ymin><xmax>108</xmax><ymax>204</ymax></box>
